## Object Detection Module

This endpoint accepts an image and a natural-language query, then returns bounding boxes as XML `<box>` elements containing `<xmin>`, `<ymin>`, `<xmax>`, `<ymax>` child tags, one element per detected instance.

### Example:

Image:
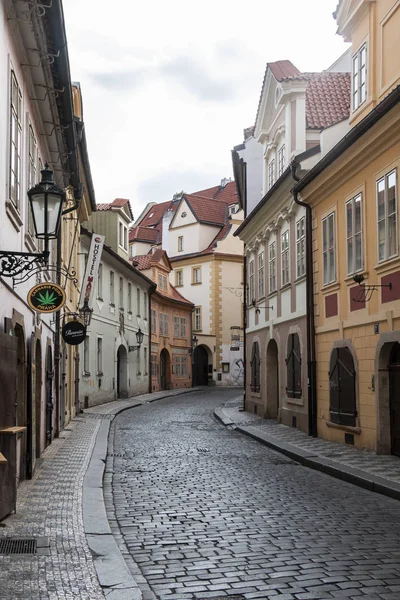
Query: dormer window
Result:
<box><xmin>352</xmin><ymin>43</ymin><xmax>367</xmax><ymax>111</ymax></box>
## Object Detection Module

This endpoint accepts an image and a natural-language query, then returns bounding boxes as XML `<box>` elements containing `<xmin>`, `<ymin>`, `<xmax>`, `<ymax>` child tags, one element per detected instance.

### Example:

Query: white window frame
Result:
<box><xmin>296</xmin><ymin>217</ymin><xmax>306</xmax><ymax>279</ymax></box>
<box><xmin>98</xmin><ymin>263</ymin><xmax>103</xmax><ymax>299</ymax></box>
<box><xmin>27</xmin><ymin>123</ymin><xmax>37</xmax><ymax>236</ymax></box>
<box><xmin>278</xmin><ymin>145</ymin><xmax>285</xmax><ymax>177</ymax></box>
<box><xmin>144</xmin><ymin>292</ymin><xmax>148</xmax><ymax>319</ymax></box>
<box><xmin>127</xmin><ymin>282</ymin><xmax>132</xmax><ymax>312</ymax></box>
<box><xmin>269</xmin><ymin>242</ymin><xmax>276</xmax><ymax>292</ymax></box>
<box><xmin>281</xmin><ymin>230</ymin><xmax>290</xmax><ymax>286</ymax></box>
<box><xmin>377</xmin><ymin>169</ymin><xmax>397</xmax><ymax>262</ymax></box>
<box><xmin>109</xmin><ymin>271</ymin><xmax>115</xmax><ymax>304</ymax></box>
<box><xmin>137</xmin><ymin>288</ymin><xmax>141</xmax><ymax>315</ymax></box>
<box><xmin>322</xmin><ymin>212</ymin><xmax>336</xmax><ymax>285</ymax></box>
<box><xmin>194</xmin><ymin>306</ymin><xmax>201</xmax><ymax>331</ymax></box>
<box><xmin>346</xmin><ymin>193</ymin><xmax>363</xmax><ymax>275</ymax></box>
<box><xmin>176</xmin><ymin>270</ymin><xmax>183</xmax><ymax>286</ymax></box>
<box><xmin>119</xmin><ymin>277</ymin><xmax>124</xmax><ymax>309</ymax></box>
<box><xmin>96</xmin><ymin>337</ymin><xmax>103</xmax><ymax>375</ymax></box>
<box><xmin>268</xmin><ymin>159</ymin><xmax>275</xmax><ymax>189</ymax></box>
<box><xmin>248</xmin><ymin>259</ymin><xmax>255</xmax><ymax>303</ymax></box>
<box><xmin>9</xmin><ymin>70</ymin><xmax>22</xmax><ymax>210</ymax></box>
<box><xmin>83</xmin><ymin>336</ymin><xmax>90</xmax><ymax>374</ymax></box>
<box><xmin>258</xmin><ymin>251</ymin><xmax>264</xmax><ymax>298</ymax></box>
<box><xmin>178</xmin><ymin>236</ymin><xmax>183</xmax><ymax>252</ymax></box>
<box><xmin>192</xmin><ymin>267</ymin><xmax>201</xmax><ymax>284</ymax></box>
<box><xmin>352</xmin><ymin>43</ymin><xmax>367</xmax><ymax>111</ymax></box>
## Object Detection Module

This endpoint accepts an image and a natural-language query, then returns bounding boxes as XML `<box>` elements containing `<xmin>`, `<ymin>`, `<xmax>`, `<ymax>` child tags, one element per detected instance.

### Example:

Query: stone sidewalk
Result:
<box><xmin>215</xmin><ymin>396</ymin><xmax>400</xmax><ymax>501</ymax></box>
<box><xmin>0</xmin><ymin>388</ymin><xmax>200</xmax><ymax>600</ymax></box>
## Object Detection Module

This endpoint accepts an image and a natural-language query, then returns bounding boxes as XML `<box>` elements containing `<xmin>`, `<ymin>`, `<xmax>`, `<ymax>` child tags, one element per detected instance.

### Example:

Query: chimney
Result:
<box><xmin>220</xmin><ymin>177</ymin><xmax>232</xmax><ymax>189</ymax></box>
<box><xmin>162</xmin><ymin>208</ymin><xmax>174</xmax><ymax>255</ymax></box>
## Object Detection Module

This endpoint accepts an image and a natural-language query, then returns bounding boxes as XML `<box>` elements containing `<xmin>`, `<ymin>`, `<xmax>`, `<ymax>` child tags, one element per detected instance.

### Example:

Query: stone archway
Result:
<box><xmin>193</xmin><ymin>345</ymin><xmax>209</xmax><ymax>386</ymax></box>
<box><xmin>117</xmin><ymin>345</ymin><xmax>128</xmax><ymax>398</ymax></box>
<box><xmin>376</xmin><ymin>332</ymin><xmax>400</xmax><ymax>455</ymax></box>
<box><xmin>266</xmin><ymin>339</ymin><xmax>279</xmax><ymax>419</ymax></box>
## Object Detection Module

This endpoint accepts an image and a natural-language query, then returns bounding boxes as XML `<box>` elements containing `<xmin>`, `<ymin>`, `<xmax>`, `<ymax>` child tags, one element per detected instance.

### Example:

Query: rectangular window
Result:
<box><xmin>194</xmin><ymin>306</ymin><xmax>201</xmax><ymax>331</ymax></box>
<box><xmin>322</xmin><ymin>212</ymin><xmax>336</xmax><ymax>285</ymax></box>
<box><xmin>248</xmin><ymin>259</ymin><xmax>255</xmax><ymax>303</ymax></box>
<box><xmin>119</xmin><ymin>222</ymin><xmax>123</xmax><ymax>246</ymax></box>
<box><xmin>377</xmin><ymin>170</ymin><xmax>397</xmax><ymax>262</ymax></box>
<box><xmin>98</xmin><ymin>264</ymin><xmax>103</xmax><ymax>299</ymax></box>
<box><xmin>144</xmin><ymin>292</ymin><xmax>148</xmax><ymax>319</ymax></box>
<box><xmin>192</xmin><ymin>267</ymin><xmax>201</xmax><ymax>284</ymax></box>
<box><xmin>278</xmin><ymin>145</ymin><xmax>285</xmax><ymax>177</ymax></box>
<box><xmin>123</xmin><ymin>226</ymin><xmax>127</xmax><ymax>250</ymax></box>
<box><xmin>180</xmin><ymin>317</ymin><xmax>186</xmax><ymax>338</ymax></box>
<box><xmin>164</xmin><ymin>313</ymin><xmax>169</xmax><ymax>336</ymax></box>
<box><xmin>97</xmin><ymin>338</ymin><xmax>103</xmax><ymax>374</ymax></box>
<box><xmin>175</xmin><ymin>356</ymin><xmax>181</xmax><ymax>378</ymax></box>
<box><xmin>144</xmin><ymin>347</ymin><xmax>148</xmax><ymax>375</ymax></box>
<box><xmin>296</xmin><ymin>217</ymin><xmax>306</xmax><ymax>278</ymax></box>
<box><xmin>181</xmin><ymin>355</ymin><xmax>187</xmax><ymax>377</ymax></box>
<box><xmin>137</xmin><ymin>288</ymin><xmax>141</xmax><ymax>315</ymax></box>
<box><xmin>352</xmin><ymin>43</ymin><xmax>367</xmax><ymax>111</ymax></box>
<box><xmin>83</xmin><ymin>336</ymin><xmax>90</xmax><ymax>373</ymax></box>
<box><xmin>268</xmin><ymin>160</ymin><xmax>275</xmax><ymax>189</ymax></box>
<box><xmin>174</xmin><ymin>316</ymin><xmax>180</xmax><ymax>337</ymax></box>
<box><xmin>158</xmin><ymin>273</ymin><xmax>167</xmax><ymax>291</ymax></box>
<box><xmin>119</xmin><ymin>277</ymin><xmax>124</xmax><ymax>308</ymax></box>
<box><xmin>346</xmin><ymin>193</ymin><xmax>363</xmax><ymax>274</ymax></box>
<box><xmin>281</xmin><ymin>230</ymin><xmax>290</xmax><ymax>286</ymax></box>
<box><xmin>151</xmin><ymin>308</ymin><xmax>156</xmax><ymax>333</ymax></box>
<box><xmin>159</xmin><ymin>312</ymin><xmax>164</xmax><ymax>336</ymax></box>
<box><xmin>10</xmin><ymin>71</ymin><xmax>22</xmax><ymax>209</ymax></box>
<box><xmin>110</xmin><ymin>271</ymin><xmax>115</xmax><ymax>304</ymax></box>
<box><xmin>175</xmin><ymin>270</ymin><xmax>183</xmax><ymax>286</ymax></box>
<box><xmin>151</xmin><ymin>354</ymin><xmax>158</xmax><ymax>377</ymax></box>
<box><xmin>269</xmin><ymin>242</ymin><xmax>276</xmax><ymax>292</ymax></box>
<box><xmin>258</xmin><ymin>252</ymin><xmax>264</xmax><ymax>298</ymax></box>
<box><xmin>178</xmin><ymin>236</ymin><xmax>183</xmax><ymax>252</ymax></box>
<box><xmin>27</xmin><ymin>124</ymin><xmax>37</xmax><ymax>236</ymax></box>
<box><xmin>127</xmin><ymin>282</ymin><xmax>132</xmax><ymax>312</ymax></box>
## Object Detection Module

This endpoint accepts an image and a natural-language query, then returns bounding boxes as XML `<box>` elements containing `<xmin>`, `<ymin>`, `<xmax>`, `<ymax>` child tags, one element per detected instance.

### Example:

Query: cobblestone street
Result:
<box><xmin>108</xmin><ymin>388</ymin><xmax>400</xmax><ymax>600</ymax></box>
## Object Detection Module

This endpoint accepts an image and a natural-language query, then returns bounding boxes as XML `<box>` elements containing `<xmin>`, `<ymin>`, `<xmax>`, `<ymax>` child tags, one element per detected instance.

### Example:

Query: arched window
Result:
<box><xmin>329</xmin><ymin>347</ymin><xmax>356</xmax><ymax>426</ymax></box>
<box><xmin>286</xmin><ymin>333</ymin><xmax>302</xmax><ymax>398</ymax></box>
<box><xmin>250</xmin><ymin>341</ymin><xmax>260</xmax><ymax>392</ymax></box>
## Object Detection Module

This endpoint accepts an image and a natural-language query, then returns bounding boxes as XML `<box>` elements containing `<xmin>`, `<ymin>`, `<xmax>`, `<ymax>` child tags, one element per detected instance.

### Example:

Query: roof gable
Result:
<box><xmin>169</xmin><ymin>198</ymin><xmax>198</xmax><ymax>228</ymax></box>
<box><xmin>96</xmin><ymin>198</ymin><xmax>133</xmax><ymax>221</ymax></box>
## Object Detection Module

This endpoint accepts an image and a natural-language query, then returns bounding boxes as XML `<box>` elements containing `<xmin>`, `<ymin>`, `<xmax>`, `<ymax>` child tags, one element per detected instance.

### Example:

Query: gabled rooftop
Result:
<box><xmin>96</xmin><ymin>198</ymin><xmax>134</xmax><ymax>220</ymax></box>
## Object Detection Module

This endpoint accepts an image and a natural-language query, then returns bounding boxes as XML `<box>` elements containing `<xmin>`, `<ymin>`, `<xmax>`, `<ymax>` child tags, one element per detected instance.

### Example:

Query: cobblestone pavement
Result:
<box><xmin>221</xmin><ymin>397</ymin><xmax>400</xmax><ymax>484</ymax></box>
<box><xmin>108</xmin><ymin>388</ymin><xmax>400</xmax><ymax>600</ymax></box>
<box><xmin>0</xmin><ymin>416</ymin><xmax>104</xmax><ymax>600</ymax></box>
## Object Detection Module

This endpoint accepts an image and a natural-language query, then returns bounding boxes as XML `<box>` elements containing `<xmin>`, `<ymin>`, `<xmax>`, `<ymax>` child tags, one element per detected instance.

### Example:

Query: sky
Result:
<box><xmin>62</xmin><ymin>0</ymin><xmax>349</xmax><ymax>221</ymax></box>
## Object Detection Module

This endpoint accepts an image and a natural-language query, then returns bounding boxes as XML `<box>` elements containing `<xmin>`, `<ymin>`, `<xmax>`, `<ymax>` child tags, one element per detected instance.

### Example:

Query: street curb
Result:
<box><xmin>214</xmin><ymin>410</ymin><xmax>400</xmax><ymax>503</ymax></box>
<box><xmin>82</xmin><ymin>388</ymin><xmax>200</xmax><ymax>600</ymax></box>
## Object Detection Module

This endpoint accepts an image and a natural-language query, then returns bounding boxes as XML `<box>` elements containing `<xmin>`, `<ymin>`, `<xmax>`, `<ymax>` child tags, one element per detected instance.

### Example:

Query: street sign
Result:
<box><xmin>62</xmin><ymin>320</ymin><xmax>86</xmax><ymax>346</ymax></box>
<box><xmin>27</xmin><ymin>282</ymin><xmax>66</xmax><ymax>313</ymax></box>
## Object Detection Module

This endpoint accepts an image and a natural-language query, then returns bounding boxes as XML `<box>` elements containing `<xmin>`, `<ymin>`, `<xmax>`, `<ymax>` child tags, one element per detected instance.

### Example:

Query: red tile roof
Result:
<box><xmin>156</xmin><ymin>285</ymin><xmax>194</xmax><ymax>307</ymax></box>
<box><xmin>190</xmin><ymin>180</ymin><xmax>238</xmax><ymax>205</ymax></box>
<box><xmin>204</xmin><ymin>222</ymin><xmax>232</xmax><ymax>252</ymax></box>
<box><xmin>139</xmin><ymin>201</ymin><xmax>172</xmax><ymax>228</ymax></box>
<box><xmin>185</xmin><ymin>195</ymin><xmax>227</xmax><ymax>226</ymax></box>
<box><xmin>132</xmin><ymin>255</ymin><xmax>152</xmax><ymax>270</ymax></box>
<box><xmin>305</xmin><ymin>72</ymin><xmax>351</xmax><ymax>129</ymax></box>
<box><xmin>129</xmin><ymin>226</ymin><xmax>159</xmax><ymax>243</ymax></box>
<box><xmin>96</xmin><ymin>198</ymin><xmax>134</xmax><ymax>219</ymax></box>
<box><xmin>268</xmin><ymin>60</ymin><xmax>300</xmax><ymax>81</ymax></box>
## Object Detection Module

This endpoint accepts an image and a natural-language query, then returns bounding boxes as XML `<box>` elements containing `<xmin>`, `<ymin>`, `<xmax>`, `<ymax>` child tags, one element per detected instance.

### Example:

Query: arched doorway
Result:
<box><xmin>35</xmin><ymin>339</ymin><xmax>42</xmax><ymax>459</ymax></box>
<box><xmin>266</xmin><ymin>339</ymin><xmax>279</xmax><ymax>418</ymax></box>
<box><xmin>389</xmin><ymin>343</ymin><xmax>400</xmax><ymax>457</ymax></box>
<box><xmin>160</xmin><ymin>348</ymin><xmax>171</xmax><ymax>390</ymax></box>
<box><xmin>45</xmin><ymin>347</ymin><xmax>53</xmax><ymax>448</ymax></box>
<box><xmin>14</xmin><ymin>325</ymin><xmax>27</xmax><ymax>480</ymax></box>
<box><xmin>193</xmin><ymin>345</ymin><xmax>208</xmax><ymax>386</ymax></box>
<box><xmin>117</xmin><ymin>345</ymin><xmax>128</xmax><ymax>398</ymax></box>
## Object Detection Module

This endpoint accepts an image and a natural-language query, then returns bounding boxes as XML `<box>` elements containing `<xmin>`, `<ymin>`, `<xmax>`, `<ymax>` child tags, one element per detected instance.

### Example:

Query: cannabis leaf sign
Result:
<box><xmin>28</xmin><ymin>283</ymin><xmax>66</xmax><ymax>313</ymax></box>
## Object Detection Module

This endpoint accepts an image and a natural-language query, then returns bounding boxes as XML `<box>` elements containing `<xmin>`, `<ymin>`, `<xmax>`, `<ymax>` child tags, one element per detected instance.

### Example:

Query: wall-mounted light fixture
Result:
<box><xmin>79</xmin><ymin>298</ymin><xmax>93</xmax><ymax>327</ymax></box>
<box><xmin>189</xmin><ymin>335</ymin><xmax>198</xmax><ymax>356</ymax></box>
<box><xmin>0</xmin><ymin>164</ymin><xmax>65</xmax><ymax>277</ymax></box>
<box><xmin>129</xmin><ymin>327</ymin><xmax>144</xmax><ymax>352</ymax></box>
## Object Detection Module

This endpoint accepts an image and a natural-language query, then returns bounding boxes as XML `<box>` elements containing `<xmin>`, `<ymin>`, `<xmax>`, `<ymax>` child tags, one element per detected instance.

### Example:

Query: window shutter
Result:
<box><xmin>337</xmin><ymin>348</ymin><xmax>356</xmax><ymax>426</ymax></box>
<box><xmin>329</xmin><ymin>349</ymin><xmax>340</xmax><ymax>424</ymax></box>
<box><xmin>293</xmin><ymin>334</ymin><xmax>302</xmax><ymax>398</ymax></box>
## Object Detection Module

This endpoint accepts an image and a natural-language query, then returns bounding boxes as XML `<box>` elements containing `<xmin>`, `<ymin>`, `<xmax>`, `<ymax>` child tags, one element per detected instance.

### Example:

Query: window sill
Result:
<box><xmin>110</xmin><ymin>303</ymin><xmax>115</xmax><ymax>307</ymax></box>
<box><xmin>82</xmin><ymin>371</ymin><xmax>91</xmax><ymax>377</ymax></box>
<box><xmin>344</xmin><ymin>271</ymin><xmax>368</xmax><ymax>286</ymax></box>
<box><xmin>326</xmin><ymin>420</ymin><xmax>360</xmax><ymax>434</ymax></box>
<box><xmin>268</xmin><ymin>290</ymin><xmax>278</xmax><ymax>298</ymax></box>
<box><xmin>374</xmin><ymin>255</ymin><xmax>400</xmax><ymax>275</ymax></box>
<box><xmin>97</xmin><ymin>297</ymin><xmax>104</xmax><ymax>302</ymax></box>
<box><xmin>295</xmin><ymin>274</ymin><xmax>306</xmax><ymax>284</ymax></box>
<box><xmin>286</xmin><ymin>395</ymin><xmax>303</xmax><ymax>406</ymax></box>
<box><xmin>175</xmin><ymin>284</ymin><xmax>183</xmax><ymax>288</ymax></box>
<box><xmin>321</xmin><ymin>281</ymin><xmax>340</xmax><ymax>295</ymax></box>
<box><xmin>280</xmin><ymin>282</ymin><xmax>291</xmax><ymax>291</ymax></box>
<box><xmin>96</xmin><ymin>371</ymin><xmax>104</xmax><ymax>377</ymax></box>
<box><xmin>191</xmin><ymin>282</ymin><xmax>202</xmax><ymax>286</ymax></box>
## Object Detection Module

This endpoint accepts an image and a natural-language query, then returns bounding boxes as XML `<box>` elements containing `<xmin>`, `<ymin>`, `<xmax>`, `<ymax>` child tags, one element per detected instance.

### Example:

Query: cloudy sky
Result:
<box><xmin>63</xmin><ymin>0</ymin><xmax>348</xmax><ymax>220</ymax></box>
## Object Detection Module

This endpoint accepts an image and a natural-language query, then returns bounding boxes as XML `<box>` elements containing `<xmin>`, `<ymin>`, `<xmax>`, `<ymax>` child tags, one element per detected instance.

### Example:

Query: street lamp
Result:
<box><xmin>0</xmin><ymin>164</ymin><xmax>66</xmax><ymax>277</ymax></box>
<box><xmin>79</xmin><ymin>298</ymin><xmax>93</xmax><ymax>327</ymax></box>
<box><xmin>189</xmin><ymin>335</ymin><xmax>198</xmax><ymax>355</ymax></box>
<box><xmin>129</xmin><ymin>328</ymin><xmax>144</xmax><ymax>352</ymax></box>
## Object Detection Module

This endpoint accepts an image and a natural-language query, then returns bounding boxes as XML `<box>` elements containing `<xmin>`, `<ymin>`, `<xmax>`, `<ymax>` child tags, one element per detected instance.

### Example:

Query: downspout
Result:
<box><xmin>148</xmin><ymin>288</ymin><xmax>154</xmax><ymax>393</ymax></box>
<box><xmin>291</xmin><ymin>161</ymin><xmax>317</xmax><ymax>437</ymax></box>
<box><xmin>54</xmin><ymin>229</ymin><xmax>62</xmax><ymax>437</ymax></box>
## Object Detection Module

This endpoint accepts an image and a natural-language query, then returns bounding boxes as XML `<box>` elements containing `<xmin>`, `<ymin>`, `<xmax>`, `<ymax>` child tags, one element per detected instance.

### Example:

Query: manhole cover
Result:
<box><xmin>0</xmin><ymin>538</ymin><xmax>37</xmax><ymax>555</ymax></box>
<box><xmin>0</xmin><ymin>536</ymin><xmax>49</xmax><ymax>555</ymax></box>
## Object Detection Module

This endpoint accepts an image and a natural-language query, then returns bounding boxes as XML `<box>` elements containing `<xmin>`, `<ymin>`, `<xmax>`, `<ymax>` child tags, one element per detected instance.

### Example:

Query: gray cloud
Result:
<box><xmin>89</xmin><ymin>68</ymin><xmax>148</xmax><ymax>91</ymax></box>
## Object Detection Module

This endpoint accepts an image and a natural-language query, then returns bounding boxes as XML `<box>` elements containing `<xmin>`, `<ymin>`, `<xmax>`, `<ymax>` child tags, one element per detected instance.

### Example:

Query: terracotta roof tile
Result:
<box><xmin>190</xmin><ymin>180</ymin><xmax>238</xmax><ymax>205</ymax></box>
<box><xmin>306</xmin><ymin>72</ymin><xmax>351</xmax><ymax>129</ymax></box>
<box><xmin>157</xmin><ymin>285</ymin><xmax>194</xmax><ymax>306</ymax></box>
<box><xmin>129</xmin><ymin>226</ymin><xmax>159</xmax><ymax>243</ymax></box>
<box><xmin>185</xmin><ymin>195</ymin><xmax>227</xmax><ymax>226</ymax></box>
<box><xmin>140</xmin><ymin>201</ymin><xmax>172</xmax><ymax>227</ymax></box>
<box><xmin>268</xmin><ymin>60</ymin><xmax>300</xmax><ymax>81</ymax></box>
<box><xmin>132</xmin><ymin>255</ymin><xmax>152</xmax><ymax>270</ymax></box>
<box><xmin>96</xmin><ymin>198</ymin><xmax>133</xmax><ymax>219</ymax></box>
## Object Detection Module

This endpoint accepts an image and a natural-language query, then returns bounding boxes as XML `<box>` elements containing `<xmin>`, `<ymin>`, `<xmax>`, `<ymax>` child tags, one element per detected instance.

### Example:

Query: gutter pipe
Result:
<box><xmin>291</xmin><ymin>161</ymin><xmax>317</xmax><ymax>437</ymax></box>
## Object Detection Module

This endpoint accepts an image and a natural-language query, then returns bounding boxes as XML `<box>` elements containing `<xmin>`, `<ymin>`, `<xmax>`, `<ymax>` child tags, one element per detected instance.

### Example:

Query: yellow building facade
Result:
<box><xmin>295</xmin><ymin>0</ymin><xmax>400</xmax><ymax>453</ymax></box>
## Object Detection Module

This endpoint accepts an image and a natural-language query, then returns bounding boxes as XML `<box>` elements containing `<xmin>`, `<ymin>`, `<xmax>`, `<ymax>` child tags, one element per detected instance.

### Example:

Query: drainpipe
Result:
<box><xmin>291</xmin><ymin>161</ymin><xmax>317</xmax><ymax>437</ymax></box>
<box><xmin>148</xmin><ymin>288</ymin><xmax>154</xmax><ymax>393</ymax></box>
<box><xmin>54</xmin><ymin>228</ymin><xmax>62</xmax><ymax>438</ymax></box>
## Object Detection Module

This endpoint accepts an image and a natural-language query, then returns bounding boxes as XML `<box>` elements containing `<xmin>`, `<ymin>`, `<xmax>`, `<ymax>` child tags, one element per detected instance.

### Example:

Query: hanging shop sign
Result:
<box><xmin>79</xmin><ymin>233</ymin><xmax>105</xmax><ymax>309</ymax></box>
<box><xmin>27</xmin><ymin>282</ymin><xmax>66</xmax><ymax>313</ymax></box>
<box><xmin>61</xmin><ymin>320</ymin><xmax>86</xmax><ymax>346</ymax></box>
